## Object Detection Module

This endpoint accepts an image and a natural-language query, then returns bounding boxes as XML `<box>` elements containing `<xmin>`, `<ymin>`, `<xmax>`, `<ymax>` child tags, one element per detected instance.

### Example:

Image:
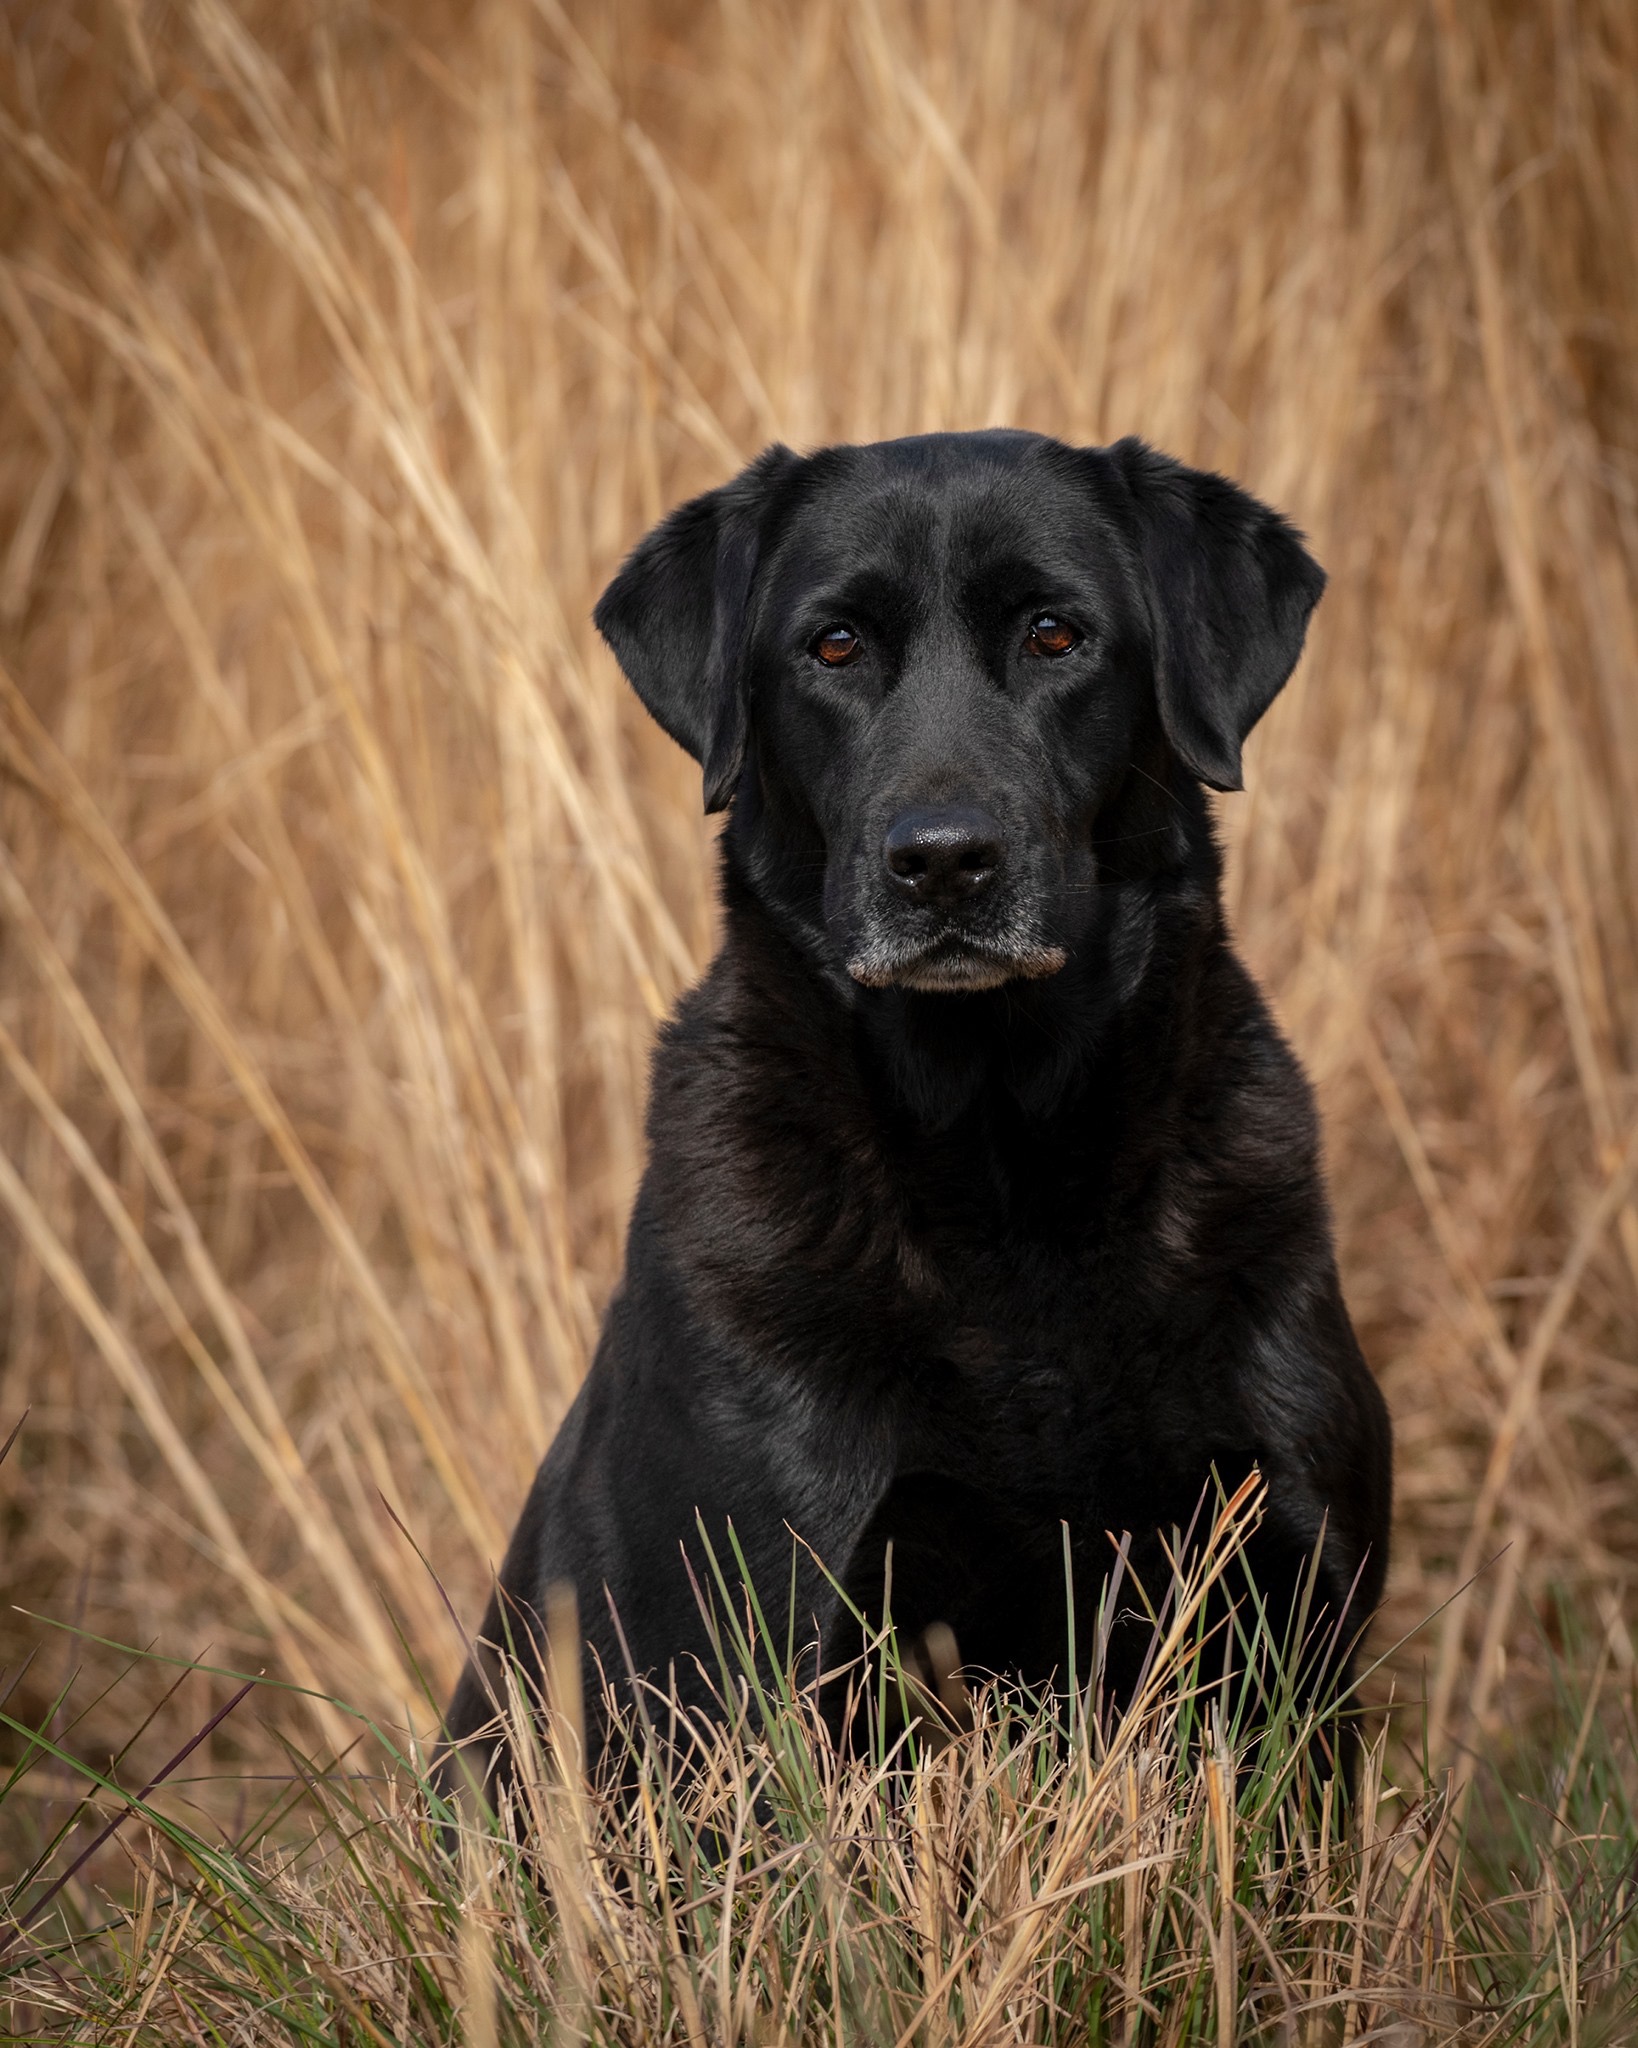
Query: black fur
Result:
<box><xmin>444</xmin><ymin>429</ymin><xmax>1392</xmax><ymax>1783</ymax></box>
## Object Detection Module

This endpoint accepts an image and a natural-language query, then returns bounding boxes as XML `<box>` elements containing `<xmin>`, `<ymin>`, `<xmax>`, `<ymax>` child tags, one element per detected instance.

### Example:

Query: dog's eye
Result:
<box><xmin>1024</xmin><ymin>614</ymin><xmax>1078</xmax><ymax>658</ymax></box>
<box><xmin>812</xmin><ymin>625</ymin><xmax>863</xmax><ymax>667</ymax></box>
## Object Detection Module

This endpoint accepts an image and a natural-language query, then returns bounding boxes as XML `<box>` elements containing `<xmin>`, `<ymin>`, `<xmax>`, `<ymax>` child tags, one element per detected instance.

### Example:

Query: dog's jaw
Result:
<box><xmin>846</xmin><ymin>938</ymin><xmax>1068</xmax><ymax>993</ymax></box>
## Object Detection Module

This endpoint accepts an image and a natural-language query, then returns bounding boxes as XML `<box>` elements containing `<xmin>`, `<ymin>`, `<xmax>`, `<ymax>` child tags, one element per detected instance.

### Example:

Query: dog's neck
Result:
<box><xmin>716</xmin><ymin>792</ymin><xmax>1225</xmax><ymax>1138</ymax></box>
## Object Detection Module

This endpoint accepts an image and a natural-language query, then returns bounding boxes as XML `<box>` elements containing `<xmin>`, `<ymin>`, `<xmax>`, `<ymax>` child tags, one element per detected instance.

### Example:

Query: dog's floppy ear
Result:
<box><xmin>594</xmin><ymin>444</ymin><xmax>796</xmax><ymax>813</ymax></box>
<box><xmin>1109</xmin><ymin>437</ymin><xmax>1326</xmax><ymax>792</ymax></box>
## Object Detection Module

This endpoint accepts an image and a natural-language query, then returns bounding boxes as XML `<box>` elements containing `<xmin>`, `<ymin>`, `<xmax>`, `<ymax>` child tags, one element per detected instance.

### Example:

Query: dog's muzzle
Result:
<box><xmin>840</xmin><ymin>803</ymin><xmax>1068</xmax><ymax>992</ymax></box>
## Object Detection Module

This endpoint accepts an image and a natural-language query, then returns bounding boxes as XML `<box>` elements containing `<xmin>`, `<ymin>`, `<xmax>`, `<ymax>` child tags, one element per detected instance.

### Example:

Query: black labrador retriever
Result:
<box><xmin>444</xmin><ymin>429</ymin><xmax>1392</xmax><ymax>1783</ymax></box>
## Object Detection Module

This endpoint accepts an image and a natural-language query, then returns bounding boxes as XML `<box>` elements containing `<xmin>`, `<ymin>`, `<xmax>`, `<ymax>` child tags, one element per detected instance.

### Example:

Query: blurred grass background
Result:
<box><xmin>0</xmin><ymin>0</ymin><xmax>1635</xmax><ymax>1821</ymax></box>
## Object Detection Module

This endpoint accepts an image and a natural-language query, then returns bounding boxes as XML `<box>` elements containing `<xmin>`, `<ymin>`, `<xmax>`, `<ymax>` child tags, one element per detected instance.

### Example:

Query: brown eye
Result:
<box><xmin>1024</xmin><ymin>613</ymin><xmax>1078</xmax><ymax>657</ymax></box>
<box><xmin>813</xmin><ymin>625</ymin><xmax>862</xmax><ymax>666</ymax></box>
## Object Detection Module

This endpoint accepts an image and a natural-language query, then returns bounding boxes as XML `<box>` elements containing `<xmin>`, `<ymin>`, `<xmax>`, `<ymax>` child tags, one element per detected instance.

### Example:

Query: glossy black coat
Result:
<box><xmin>444</xmin><ymin>431</ymin><xmax>1393</xmax><ymax>1779</ymax></box>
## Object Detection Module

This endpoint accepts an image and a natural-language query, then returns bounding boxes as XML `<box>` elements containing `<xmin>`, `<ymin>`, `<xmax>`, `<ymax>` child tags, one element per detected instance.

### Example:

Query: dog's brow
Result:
<box><xmin>786</xmin><ymin>567</ymin><xmax>928</xmax><ymax>639</ymax></box>
<box><xmin>952</xmin><ymin>527</ymin><xmax>1106</xmax><ymax>617</ymax></box>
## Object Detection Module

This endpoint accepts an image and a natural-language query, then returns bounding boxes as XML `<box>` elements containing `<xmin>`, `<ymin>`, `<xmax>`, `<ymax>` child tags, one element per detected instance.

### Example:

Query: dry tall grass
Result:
<box><xmin>1</xmin><ymin>0</ymin><xmax>1635</xmax><ymax>1840</ymax></box>
<box><xmin>17</xmin><ymin>1484</ymin><xmax>1636</xmax><ymax>2044</ymax></box>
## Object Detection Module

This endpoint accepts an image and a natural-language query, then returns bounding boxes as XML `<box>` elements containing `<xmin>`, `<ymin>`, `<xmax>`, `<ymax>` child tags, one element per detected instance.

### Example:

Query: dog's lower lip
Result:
<box><xmin>847</xmin><ymin>939</ymin><xmax>1068</xmax><ymax>992</ymax></box>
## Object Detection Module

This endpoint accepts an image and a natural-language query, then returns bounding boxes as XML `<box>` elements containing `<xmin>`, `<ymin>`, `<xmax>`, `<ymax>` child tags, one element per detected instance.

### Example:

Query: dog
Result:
<box><xmin>443</xmin><ymin>429</ymin><xmax>1393</xmax><ymax>1789</ymax></box>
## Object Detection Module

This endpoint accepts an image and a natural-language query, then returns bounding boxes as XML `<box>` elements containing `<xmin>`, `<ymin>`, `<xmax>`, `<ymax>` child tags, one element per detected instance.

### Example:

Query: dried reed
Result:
<box><xmin>6</xmin><ymin>1488</ymin><xmax>1634</xmax><ymax>2042</ymax></box>
<box><xmin>0</xmin><ymin>0</ymin><xmax>1634</xmax><ymax>1976</ymax></box>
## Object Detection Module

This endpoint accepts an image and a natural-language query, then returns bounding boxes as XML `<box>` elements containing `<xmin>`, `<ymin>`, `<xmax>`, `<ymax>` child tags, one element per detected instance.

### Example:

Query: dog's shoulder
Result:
<box><xmin>639</xmin><ymin>909</ymin><xmax>926</xmax><ymax>1342</ymax></box>
<box><xmin>648</xmin><ymin>908</ymin><xmax>870</xmax><ymax>1167</ymax></box>
<box><xmin>1123</xmin><ymin>935</ymin><xmax>1330</xmax><ymax>1282</ymax></box>
<box><xmin>1185</xmin><ymin>944</ymin><xmax>1320</xmax><ymax>1174</ymax></box>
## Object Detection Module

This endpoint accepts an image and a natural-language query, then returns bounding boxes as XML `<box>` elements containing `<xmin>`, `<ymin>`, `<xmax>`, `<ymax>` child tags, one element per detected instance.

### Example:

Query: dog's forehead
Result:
<box><xmin>769</xmin><ymin>433</ymin><xmax>1108</xmax><ymax>601</ymax></box>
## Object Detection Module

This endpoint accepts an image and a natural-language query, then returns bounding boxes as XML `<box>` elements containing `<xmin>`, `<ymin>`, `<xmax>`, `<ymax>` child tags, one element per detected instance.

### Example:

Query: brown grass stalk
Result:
<box><xmin>0</xmin><ymin>0</ymin><xmax>1632</xmax><ymax>1926</ymax></box>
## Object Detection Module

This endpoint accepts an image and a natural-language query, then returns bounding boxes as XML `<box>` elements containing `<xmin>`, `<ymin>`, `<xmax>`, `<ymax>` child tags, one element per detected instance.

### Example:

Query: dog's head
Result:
<box><xmin>595</xmin><ymin>431</ymin><xmax>1323</xmax><ymax>995</ymax></box>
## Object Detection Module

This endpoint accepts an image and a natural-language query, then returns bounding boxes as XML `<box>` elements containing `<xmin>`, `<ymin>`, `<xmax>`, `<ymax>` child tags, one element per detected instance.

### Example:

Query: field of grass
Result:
<box><xmin>6</xmin><ymin>1485</ymin><xmax>1637</xmax><ymax>2044</ymax></box>
<box><xmin>1</xmin><ymin>0</ymin><xmax>1636</xmax><ymax>2038</ymax></box>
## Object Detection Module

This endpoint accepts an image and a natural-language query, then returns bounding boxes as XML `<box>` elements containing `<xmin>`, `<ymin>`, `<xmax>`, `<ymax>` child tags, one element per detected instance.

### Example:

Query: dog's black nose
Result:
<box><xmin>883</xmin><ymin>805</ymin><xmax>1005</xmax><ymax>906</ymax></box>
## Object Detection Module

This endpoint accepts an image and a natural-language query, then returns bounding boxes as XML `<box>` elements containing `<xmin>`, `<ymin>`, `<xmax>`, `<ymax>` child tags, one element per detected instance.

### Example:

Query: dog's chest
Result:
<box><xmin>889</xmin><ymin>1235</ymin><xmax>1190</xmax><ymax>1482</ymax></box>
<box><xmin>913</xmin><ymin>1216</ymin><xmax>1235</xmax><ymax>1506</ymax></box>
